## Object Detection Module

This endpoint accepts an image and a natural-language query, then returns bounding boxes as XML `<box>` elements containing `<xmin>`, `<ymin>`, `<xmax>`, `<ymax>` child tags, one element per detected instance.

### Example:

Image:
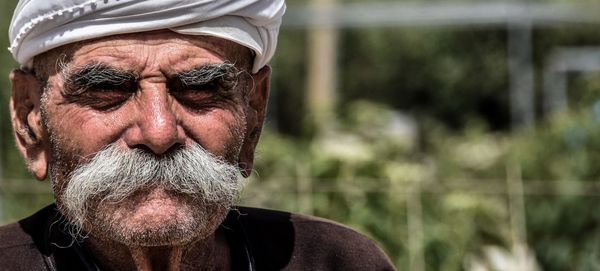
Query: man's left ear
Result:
<box><xmin>238</xmin><ymin>66</ymin><xmax>271</xmax><ymax>178</ymax></box>
<box><xmin>9</xmin><ymin>69</ymin><xmax>49</xmax><ymax>181</ymax></box>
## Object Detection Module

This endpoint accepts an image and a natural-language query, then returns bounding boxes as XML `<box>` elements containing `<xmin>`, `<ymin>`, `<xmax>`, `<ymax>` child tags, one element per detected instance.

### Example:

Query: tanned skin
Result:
<box><xmin>10</xmin><ymin>30</ymin><xmax>271</xmax><ymax>271</ymax></box>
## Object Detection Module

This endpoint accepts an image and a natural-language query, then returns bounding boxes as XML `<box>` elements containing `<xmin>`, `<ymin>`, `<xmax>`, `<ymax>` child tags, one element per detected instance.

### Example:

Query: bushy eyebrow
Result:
<box><xmin>62</xmin><ymin>63</ymin><xmax>137</xmax><ymax>95</ymax></box>
<box><xmin>61</xmin><ymin>62</ymin><xmax>244</xmax><ymax>96</ymax></box>
<box><xmin>174</xmin><ymin>63</ymin><xmax>242</xmax><ymax>89</ymax></box>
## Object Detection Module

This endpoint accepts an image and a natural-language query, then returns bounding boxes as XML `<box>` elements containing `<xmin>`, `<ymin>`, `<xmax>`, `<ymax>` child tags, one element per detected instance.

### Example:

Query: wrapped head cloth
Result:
<box><xmin>9</xmin><ymin>0</ymin><xmax>286</xmax><ymax>73</ymax></box>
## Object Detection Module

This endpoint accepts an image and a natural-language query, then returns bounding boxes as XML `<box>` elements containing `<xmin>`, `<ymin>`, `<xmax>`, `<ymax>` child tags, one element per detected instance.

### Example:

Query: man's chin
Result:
<box><xmin>84</xmin><ymin>188</ymin><xmax>229</xmax><ymax>247</ymax></box>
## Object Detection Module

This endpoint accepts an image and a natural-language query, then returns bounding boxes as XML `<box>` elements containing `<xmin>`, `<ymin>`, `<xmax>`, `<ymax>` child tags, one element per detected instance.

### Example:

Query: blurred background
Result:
<box><xmin>3</xmin><ymin>0</ymin><xmax>600</xmax><ymax>270</ymax></box>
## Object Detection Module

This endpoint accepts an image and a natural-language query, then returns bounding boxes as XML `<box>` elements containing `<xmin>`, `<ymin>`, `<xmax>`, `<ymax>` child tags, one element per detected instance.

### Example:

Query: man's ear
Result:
<box><xmin>239</xmin><ymin>66</ymin><xmax>271</xmax><ymax>178</ymax></box>
<box><xmin>9</xmin><ymin>69</ymin><xmax>49</xmax><ymax>181</ymax></box>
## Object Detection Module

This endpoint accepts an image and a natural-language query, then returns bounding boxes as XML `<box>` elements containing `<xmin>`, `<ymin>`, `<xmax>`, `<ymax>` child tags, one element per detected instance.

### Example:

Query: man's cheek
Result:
<box><xmin>48</xmin><ymin>116</ymin><xmax>122</xmax><ymax>155</ymax></box>
<box><xmin>47</xmin><ymin>131</ymin><xmax>88</xmax><ymax>186</ymax></box>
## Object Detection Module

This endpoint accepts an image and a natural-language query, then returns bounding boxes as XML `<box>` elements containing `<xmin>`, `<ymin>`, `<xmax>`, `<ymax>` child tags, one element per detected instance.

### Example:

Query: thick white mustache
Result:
<box><xmin>60</xmin><ymin>142</ymin><xmax>243</xmax><ymax>229</ymax></box>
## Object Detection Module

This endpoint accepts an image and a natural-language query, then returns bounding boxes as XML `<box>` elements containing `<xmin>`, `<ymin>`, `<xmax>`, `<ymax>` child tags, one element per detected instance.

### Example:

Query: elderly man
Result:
<box><xmin>1</xmin><ymin>0</ymin><xmax>394</xmax><ymax>270</ymax></box>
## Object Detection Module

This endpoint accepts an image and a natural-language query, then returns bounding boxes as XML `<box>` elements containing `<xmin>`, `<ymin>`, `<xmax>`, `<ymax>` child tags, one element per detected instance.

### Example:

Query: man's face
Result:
<box><xmin>16</xmin><ymin>31</ymin><xmax>268</xmax><ymax>246</ymax></box>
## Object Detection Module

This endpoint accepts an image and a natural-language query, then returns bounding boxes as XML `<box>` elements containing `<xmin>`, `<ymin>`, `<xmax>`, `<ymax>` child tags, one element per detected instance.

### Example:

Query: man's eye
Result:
<box><xmin>170</xmin><ymin>79</ymin><xmax>226</xmax><ymax>101</ymax></box>
<box><xmin>90</xmin><ymin>91</ymin><xmax>131</xmax><ymax>111</ymax></box>
<box><xmin>88</xmin><ymin>81</ymin><xmax>135</xmax><ymax>92</ymax></box>
<box><xmin>79</xmin><ymin>82</ymin><xmax>134</xmax><ymax>109</ymax></box>
<box><xmin>91</xmin><ymin>82</ymin><xmax>122</xmax><ymax>91</ymax></box>
<box><xmin>86</xmin><ymin>92</ymin><xmax>132</xmax><ymax>111</ymax></box>
<box><xmin>63</xmin><ymin>85</ymin><xmax>133</xmax><ymax>111</ymax></box>
<box><xmin>185</xmin><ymin>82</ymin><xmax>220</xmax><ymax>92</ymax></box>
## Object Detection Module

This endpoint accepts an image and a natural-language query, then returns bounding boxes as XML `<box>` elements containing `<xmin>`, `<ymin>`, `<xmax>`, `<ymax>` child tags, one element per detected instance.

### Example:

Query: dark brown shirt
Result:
<box><xmin>0</xmin><ymin>204</ymin><xmax>396</xmax><ymax>270</ymax></box>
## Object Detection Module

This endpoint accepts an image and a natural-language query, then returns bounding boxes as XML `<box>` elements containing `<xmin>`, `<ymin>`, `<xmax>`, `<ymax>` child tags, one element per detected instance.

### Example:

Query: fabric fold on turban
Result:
<box><xmin>9</xmin><ymin>0</ymin><xmax>286</xmax><ymax>73</ymax></box>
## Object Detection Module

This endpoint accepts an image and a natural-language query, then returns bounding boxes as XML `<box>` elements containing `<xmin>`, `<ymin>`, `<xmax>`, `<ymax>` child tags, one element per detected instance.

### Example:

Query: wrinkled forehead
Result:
<box><xmin>37</xmin><ymin>30</ymin><xmax>253</xmax><ymax>73</ymax></box>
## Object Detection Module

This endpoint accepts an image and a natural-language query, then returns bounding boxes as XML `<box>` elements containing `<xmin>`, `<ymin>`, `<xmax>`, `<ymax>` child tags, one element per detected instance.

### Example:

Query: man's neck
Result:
<box><xmin>129</xmin><ymin>246</ymin><xmax>184</xmax><ymax>271</ymax></box>
<box><xmin>84</xmin><ymin>230</ymin><xmax>231</xmax><ymax>271</ymax></box>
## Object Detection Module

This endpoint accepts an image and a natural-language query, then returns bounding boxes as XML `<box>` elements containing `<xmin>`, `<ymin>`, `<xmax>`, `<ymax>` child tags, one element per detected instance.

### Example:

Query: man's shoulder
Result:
<box><xmin>231</xmin><ymin>206</ymin><xmax>396</xmax><ymax>270</ymax></box>
<box><xmin>0</xmin><ymin>205</ymin><xmax>56</xmax><ymax>270</ymax></box>
<box><xmin>0</xmin><ymin>221</ymin><xmax>34</xmax><ymax>248</ymax></box>
<box><xmin>0</xmin><ymin>204</ymin><xmax>55</xmax><ymax>248</ymax></box>
<box><xmin>235</xmin><ymin>206</ymin><xmax>381</xmax><ymax>248</ymax></box>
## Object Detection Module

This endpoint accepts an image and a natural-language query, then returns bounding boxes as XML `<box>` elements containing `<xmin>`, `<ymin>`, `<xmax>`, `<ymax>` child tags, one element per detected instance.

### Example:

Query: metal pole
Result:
<box><xmin>508</xmin><ymin>22</ymin><xmax>536</xmax><ymax>129</ymax></box>
<box><xmin>543</xmin><ymin>68</ymin><xmax>567</xmax><ymax>114</ymax></box>
<box><xmin>296</xmin><ymin>162</ymin><xmax>313</xmax><ymax>215</ymax></box>
<box><xmin>407</xmin><ymin>182</ymin><xmax>424</xmax><ymax>271</ymax></box>
<box><xmin>507</xmin><ymin>163</ymin><xmax>529</xmax><ymax>270</ymax></box>
<box><xmin>307</xmin><ymin>0</ymin><xmax>338</xmax><ymax>134</ymax></box>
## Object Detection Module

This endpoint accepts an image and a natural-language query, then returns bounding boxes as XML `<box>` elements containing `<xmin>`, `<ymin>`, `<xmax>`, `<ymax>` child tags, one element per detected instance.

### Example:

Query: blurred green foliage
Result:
<box><xmin>247</xmin><ymin>102</ymin><xmax>600</xmax><ymax>270</ymax></box>
<box><xmin>2</xmin><ymin>0</ymin><xmax>600</xmax><ymax>270</ymax></box>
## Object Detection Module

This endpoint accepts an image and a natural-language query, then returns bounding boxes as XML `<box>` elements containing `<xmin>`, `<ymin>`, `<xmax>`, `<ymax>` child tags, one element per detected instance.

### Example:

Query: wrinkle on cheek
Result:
<box><xmin>51</xmin><ymin>107</ymin><xmax>93</xmax><ymax>132</ymax></box>
<box><xmin>47</xmin><ymin>104</ymin><xmax>126</xmax><ymax>155</ymax></box>
<box><xmin>46</xmin><ymin>113</ymin><xmax>88</xmax><ymax>167</ymax></box>
<box><xmin>180</xmin><ymin>110</ymin><xmax>246</xmax><ymax>162</ymax></box>
<box><xmin>101</xmin><ymin>109</ymin><xmax>132</xmax><ymax>144</ymax></box>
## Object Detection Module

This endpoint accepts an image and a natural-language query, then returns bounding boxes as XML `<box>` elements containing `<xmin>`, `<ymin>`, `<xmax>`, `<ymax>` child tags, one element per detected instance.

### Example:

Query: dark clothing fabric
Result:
<box><xmin>0</xmin><ymin>204</ymin><xmax>395</xmax><ymax>270</ymax></box>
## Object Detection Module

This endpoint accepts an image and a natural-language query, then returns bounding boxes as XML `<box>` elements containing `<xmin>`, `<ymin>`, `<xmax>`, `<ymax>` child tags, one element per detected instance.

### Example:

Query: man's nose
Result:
<box><xmin>124</xmin><ymin>87</ymin><xmax>184</xmax><ymax>154</ymax></box>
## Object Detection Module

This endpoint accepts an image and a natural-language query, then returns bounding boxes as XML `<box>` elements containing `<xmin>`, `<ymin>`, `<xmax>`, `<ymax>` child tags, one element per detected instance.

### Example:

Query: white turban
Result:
<box><xmin>9</xmin><ymin>0</ymin><xmax>286</xmax><ymax>73</ymax></box>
